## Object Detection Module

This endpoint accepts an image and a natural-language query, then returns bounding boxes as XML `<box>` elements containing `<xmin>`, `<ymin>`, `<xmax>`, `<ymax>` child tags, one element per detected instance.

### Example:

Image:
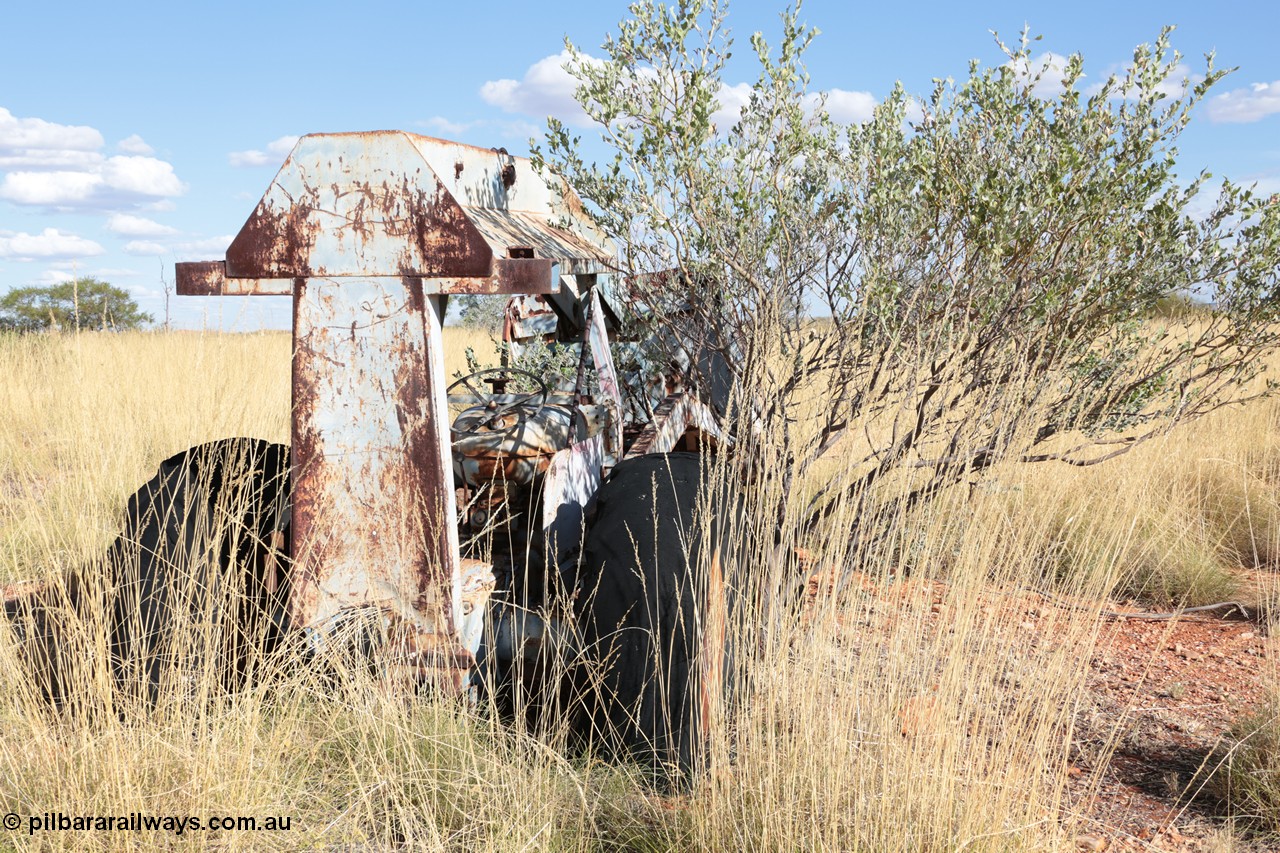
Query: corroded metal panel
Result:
<box><xmin>406</xmin><ymin>136</ymin><xmax>613</xmax><ymax>274</ymax></box>
<box><xmin>290</xmin><ymin>278</ymin><xmax>464</xmax><ymax>691</ymax></box>
<box><xmin>502</xmin><ymin>294</ymin><xmax>559</xmax><ymax>363</ymax></box>
<box><xmin>224</xmin><ymin>132</ymin><xmax>612</xmax><ymax>280</ymax></box>
<box><xmin>586</xmin><ymin>288</ymin><xmax>623</xmax><ymax>459</ymax></box>
<box><xmin>226</xmin><ymin>133</ymin><xmax>494</xmax><ymax>280</ymax></box>
<box><xmin>1</xmin><ymin>580</ymin><xmax>47</xmax><ymax>609</ymax></box>
<box><xmin>430</xmin><ymin>259</ymin><xmax>560</xmax><ymax>295</ymax></box>
<box><xmin>458</xmin><ymin>558</ymin><xmax>497</xmax><ymax>662</ymax></box>
<box><xmin>464</xmin><ymin>209</ymin><xmax>612</xmax><ymax>275</ymax></box>
<box><xmin>623</xmin><ymin>393</ymin><xmax>725</xmax><ymax>459</ymax></box>
<box><xmin>542</xmin><ymin>433</ymin><xmax>604</xmax><ymax>563</ymax></box>
<box><xmin>175</xmin><ymin>261</ymin><xmax>294</xmax><ymax>296</ymax></box>
<box><xmin>453</xmin><ymin>404</ymin><xmax>573</xmax><ymax>489</ymax></box>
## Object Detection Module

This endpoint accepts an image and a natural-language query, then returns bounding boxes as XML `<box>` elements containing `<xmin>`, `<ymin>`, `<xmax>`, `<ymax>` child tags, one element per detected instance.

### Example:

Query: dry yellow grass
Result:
<box><xmin>0</xmin><ymin>328</ymin><xmax>495</xmax><ymax>583</ymax></box>
<box><xmin>0</xmin><ymin>329</ymin><xmax>1275</xmax><ymax>850</ymax></box>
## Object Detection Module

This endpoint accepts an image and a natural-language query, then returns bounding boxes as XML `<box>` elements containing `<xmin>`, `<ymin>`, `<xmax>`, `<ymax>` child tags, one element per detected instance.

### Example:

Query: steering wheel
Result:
<box><xmin>447</xmin><ymin>368</ymin><xmax>549</xmax><ymax>438</ymax></box>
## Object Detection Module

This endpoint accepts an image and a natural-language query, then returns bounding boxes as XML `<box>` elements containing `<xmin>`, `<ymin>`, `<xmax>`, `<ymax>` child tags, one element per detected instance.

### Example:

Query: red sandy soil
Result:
<box><xmin>802</xmin><ymin>558</ymin><xmax>1275</xmax><ymax>851</ymax></box>
<box><xmin>1068</xmin><ymin>599</ymin><xmax>1270</xmax><ymax>851</ymax></box>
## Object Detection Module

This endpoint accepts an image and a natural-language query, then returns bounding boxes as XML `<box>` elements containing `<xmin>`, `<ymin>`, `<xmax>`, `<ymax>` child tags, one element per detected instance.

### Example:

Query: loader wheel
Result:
<box><xmin>104</xmin><ymin>437</ymin><xmax>292</xmax><ymax>708</ymax></box>
<box><xmin>4</xmin><ymin>438</ymin><xmax>292</xmax><ymax>713</ymax></box>
<box><xmin>572</xmin><ymin>452</ymin><xmax>734</xmax><ymax>782</ymax></box>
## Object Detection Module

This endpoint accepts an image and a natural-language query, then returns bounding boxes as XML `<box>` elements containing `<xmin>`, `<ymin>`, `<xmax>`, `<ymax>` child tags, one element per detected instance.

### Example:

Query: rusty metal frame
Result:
<box><xmin>175</xmin><ymin>131</ymin><xmax>613</xmax><ymax>693</ymax></box>
<box><xmin>623</xmin><ymin>393</ymin><xmax>726</xmax><ymax>459</ymax></box>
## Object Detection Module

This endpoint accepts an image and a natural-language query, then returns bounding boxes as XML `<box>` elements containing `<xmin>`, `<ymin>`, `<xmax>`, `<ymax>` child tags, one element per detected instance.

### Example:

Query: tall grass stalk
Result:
<box><xmin>0</xmin><ymin>330</ymin><xmax>1276</xmax><ymax>849</ymax></box>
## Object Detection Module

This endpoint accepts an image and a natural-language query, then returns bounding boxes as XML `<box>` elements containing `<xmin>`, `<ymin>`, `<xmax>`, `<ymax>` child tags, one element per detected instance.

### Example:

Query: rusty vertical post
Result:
<box><xmin>290</xmin><ymin>278</ymin><xmax>463</xmax><ymax>688</ymax></box>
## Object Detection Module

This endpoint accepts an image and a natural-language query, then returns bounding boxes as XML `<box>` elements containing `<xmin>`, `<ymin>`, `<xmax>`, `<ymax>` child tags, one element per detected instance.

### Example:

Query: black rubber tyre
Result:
<box><xmin>571</xmin><ymin>452</ymin><xmax>735</xmax><ymax>781</ymax></box>
<box><xmin>8</xmin><ymin>435</ymin><xmax>293</xmax><ymax>706</ymax></box>
<box><xmin>6</xmin><ymin>438</ymin><xmax>292</xmax><ymax>712</ymax></box>
<box><xmin>103</xmin><ymin>437</ymin><xmax>293</xmax><ymax>707</ymax></box>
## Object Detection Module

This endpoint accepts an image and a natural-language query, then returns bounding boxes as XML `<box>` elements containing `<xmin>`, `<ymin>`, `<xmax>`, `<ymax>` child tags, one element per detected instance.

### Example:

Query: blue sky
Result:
<box><xmin>2</xmin><ymin>0</ymin><xmax>1277</xmax><ymax>330</ymax></box>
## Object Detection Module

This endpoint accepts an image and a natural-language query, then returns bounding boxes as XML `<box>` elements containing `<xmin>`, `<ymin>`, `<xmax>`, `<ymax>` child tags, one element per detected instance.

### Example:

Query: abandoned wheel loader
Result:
<box><xmin>2</xmin><ymin>132</ymin><xmax>734</xmax><ymax>776</ymax></box>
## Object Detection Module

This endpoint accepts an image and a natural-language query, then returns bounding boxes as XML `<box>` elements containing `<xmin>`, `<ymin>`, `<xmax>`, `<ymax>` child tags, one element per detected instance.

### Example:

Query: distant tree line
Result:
<box><xmin>0</xmin><ymin>278</ymin><xmax>153</xmax><ymax>332</ymax></box>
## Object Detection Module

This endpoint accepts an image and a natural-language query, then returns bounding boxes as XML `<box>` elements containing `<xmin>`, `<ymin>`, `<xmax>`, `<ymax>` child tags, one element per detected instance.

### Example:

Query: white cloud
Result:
<box><xmin>499</xmin><ymin>119</ymin><xmax>542</xmax><ymax>140</ymax></box>
<box><xmin>0</xmin><ymin>228</ymin><xmax>105</xmax><ymax>260</ymax></box>
<box><xmin>267</xmin><ymin>136</ymin><xmax>299</xmax><ymax>155</ymax></box>
<box><xmin>1085</xmin><ymin>61</ymin><xmax>1198</xmax><ymax>100</ymax></box>
<box><xmin>416</xmin><ymin>116</ymin><xmax>540</xmax><ymax>143</ymax></box>
<box><xmin>34</xmin><ymin>268</ymin><xmax>76</xmax><ymax>285</ymax></box>
<box><xmin>1207</xmin><ymin>81</ymin><xmax>1280</xmax><ymax>124</ymax></box>
<box><xmin>33</xmin><ymin>265</ymin><xmax>138</xmax><ymax>286</ymax></box>
<box><xmin>228</xmin><ymin>150</ymin><xmax>270</xmax><ymax>168</ymax></box>
<box><xmin>480</xmin><ymin>51</ymin><xmax>596</xmax><ymax>126</ymax></box>
<box><xmin>713</xmin><ymin>83</ymin><xmax>877</xmax><ymax>129</ymax></box>
<box><xmin>0</xmin><ymin>148</ymin><xmax>103</xmax><ymax>170</ymax></box>
<box><xmin>106</xmin><ymin>213</ymin><xmax>178</xmax><ymax>237</ymax></box>
<box><xmin>420</xmin><ymin>116</ymin><xmax>474</xmax><ymax>136</ymax></box>
<box><xmin>0</xmin><ymin>107</ymin><xmax>102</xmax><ymax>158</ymax></box>
<box><xmin>126</xmin><ymin>284</ymin><xmax>164</xmax><ymax>301</ymax></box>
<box><xmin>122</xmin><ymin>240</ymin><xmax>167</xmax><ymax>256</ymax></box>
<box><xmin>100</xmin><ymin>156</ymin><xmax>185</xmax><ymax>197</ymax></box>
<box><xmin>116</xmin><ymin>134</ymin><xmax>154</xmax><ymax>155</ymax></box>
<box><xmin>1251</xmin><ymin>176</ymin><xmax>1280</xmax><ymax>196</ymax></box>
<box><xmin>0</xmin><ymin>170</ymin><xmax>101</xmax><ymax>205</ymax></box>
<box><xmin>711</xmin><ymin>82</ymin><xmax>753</xmax><ymax>130</ymax></box>
<box><xmin>0</xmin><ymin>108</ymin><xmax>186</xmax><ymax>210</ymax></box>
<box><xmin>804</xmin><ymin>88</ymin><xmax>878</xmax><ymax>124</ymax></box>
<box><xmin>1180</xmin><ymin>173</ymin><xmax>1280</xmax><ymax>222</ymax></box>
<box><xmin>1154</xmin><ymin>63</ymin><xmax>1198</xmax><ymax>98</ymax></box>
<box><xmin>122</xmin><ymin>234</ymin><xmax>234</xmax><ymax>259</ymax></box>
<box><xmin>0</xmin><ymin>155</ymin><xmax>185</xmax><ymax>207</ymax></box>
<box><xmin>228</xmin><ymin>135</ymin><xmax>300</xmax><ymax>168</ymax></box>
<box><xmin>1007</xmin><ymin>52</ymin><xmax>1078</xmax><ymax>98</ymax></box>
<box><xmin>904</xmin><ymin>97</ymin><xmax>926</xmax><ymax>126</ymax></box>
<box><xmin>479</xmin><ymin>54</ymin><xmax>878</xmax><ymax>133</ymax></box>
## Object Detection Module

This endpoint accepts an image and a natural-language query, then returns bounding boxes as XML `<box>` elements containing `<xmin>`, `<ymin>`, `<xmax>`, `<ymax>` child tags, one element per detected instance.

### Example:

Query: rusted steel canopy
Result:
<box><xmin>174</xmin><ymin>131</ymin><xmax>613</xmax><ymax>694</ymax></box>
<box><xmin>177</xmin><ymin>131</ymin><xmax>612</xmax><ymax>294</ymax></box>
